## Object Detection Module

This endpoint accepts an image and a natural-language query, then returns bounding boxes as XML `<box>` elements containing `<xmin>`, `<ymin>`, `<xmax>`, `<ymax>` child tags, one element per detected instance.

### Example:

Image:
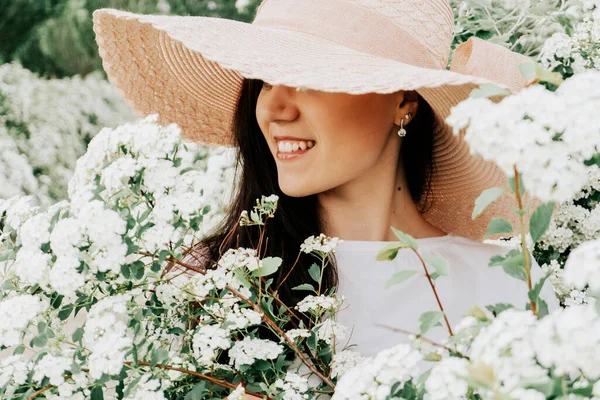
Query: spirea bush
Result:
<box><xmin>0</xmin><ymin>62</ymin><xmax>137</xmax><ymax>206</ymax></box>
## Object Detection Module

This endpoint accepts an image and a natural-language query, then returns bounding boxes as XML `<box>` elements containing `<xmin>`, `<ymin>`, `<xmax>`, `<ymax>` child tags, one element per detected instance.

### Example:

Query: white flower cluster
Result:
<box><xmin>425</xmin><ymin>357</ymin><xmax>469</xmax><ymax>400</ymax></box>
<box><xmin>192</xmin><ymin>324</ymin><xmax>232</xmax><ymax>367</ymax></box>
<box><xmin>69</xmin><ymin>114</ymin><xmax>235</xmax><ymax>250</ymax></box>
<box><xmin>468</xmin><ymin>309</ymin><xmax>548</xmax><ymax>397</ymax></box>
<box><xmin>0</xmin><ymin>63</ymin><xmax>137</xmax><ymax>206</ymax></box>
<box><xmin>123</xmin><ymin>372</ymin><xmax>168</xmax><ymax>400</ymax></box>
<box><xmin>423</xmin><ymin>304</ymin><xmax>600</xmax><ymax>399</ymax></box>
<box><xmin>540</xmin><ymin>0</ymin><xmax>600</xmax><ymax>73</ymax></box>
<box><xmin>83</xmin><ymin>294</ymin><xmax>133</xmax><ymax>379</ymax></box>
<box><xmin>296</xmin><ymin>294</ymin><xmax>346</xmax><ymax>315</ymax></box>
<box><xmin>0</xmin><ymin>294</ymin><xmax>47</xmax><ymax>347</ymax></box>
<box><xmin>300</xmin><ymin>234</ymin><xmax>344</xmax><ymax>254</ymax></box>
<box><xmin>447</xmin><ymin>71</ymin><xmax>600</xmax><ymax>202</ymax></box>
<box><xmin>0</xmin><ymin>355</ymin><xmax>29</xmax><ymax>396</ymax></box>
<box><xmin>533</xmin><ymin>303</ymin><xmax>600</xmax><ymax>379</ymax></box>
<box><xmin>274</xmin><ymin>372</ymin><xmax>310</xmax><ymax>400</ymax></box>
<box><xmin>563</xmin><ymin>237</ymin><xmax>600</xmax><ymax>293</ymax></box>
<box><xmin>332</xmin><ymin>343</ymin><xmax>422</xmax><ymax>399</ymax></box>
<box><xmin>228</xmin><ymin>336</ymin><xmax>285</xmax><ymax>370</ymax></box>
<box><xmin>330</xmin><ymin>350</ymin><xmax>367</xmax><ymax>379</ymax></box>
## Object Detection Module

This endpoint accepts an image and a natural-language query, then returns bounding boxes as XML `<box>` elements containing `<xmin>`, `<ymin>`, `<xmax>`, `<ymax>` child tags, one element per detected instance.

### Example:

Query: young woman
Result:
<box><xmin>92</xmin><ymin>0</ymin><xmax>559</xmax><ymax>392</ymax></box>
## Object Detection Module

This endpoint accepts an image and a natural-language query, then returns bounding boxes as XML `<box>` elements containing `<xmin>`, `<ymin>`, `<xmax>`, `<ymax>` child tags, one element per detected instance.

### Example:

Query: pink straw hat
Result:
<box><xmin>92</xmin><ymin>0</ymin><xmax>536</xmax><ymax>241</ymax></box>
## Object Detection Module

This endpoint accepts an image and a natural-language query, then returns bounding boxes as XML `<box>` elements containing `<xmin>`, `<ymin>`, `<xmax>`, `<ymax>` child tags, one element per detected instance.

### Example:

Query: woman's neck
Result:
<box><xmin>317</xmin><ymin>155</ymin><xmax>445</xmax><ymax>242</ymax></box>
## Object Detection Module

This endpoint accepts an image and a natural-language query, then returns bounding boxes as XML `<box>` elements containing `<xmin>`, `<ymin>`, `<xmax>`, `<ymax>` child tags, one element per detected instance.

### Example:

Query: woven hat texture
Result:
<box><xmin>92</xmin><ymin>0</ymin><xmax>536</xmax><ymax>240</ymax></box>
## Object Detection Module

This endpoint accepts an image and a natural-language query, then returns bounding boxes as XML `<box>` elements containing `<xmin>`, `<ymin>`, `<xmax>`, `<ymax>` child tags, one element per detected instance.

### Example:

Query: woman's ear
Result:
<box><xmin>394</xmin><ymin>90</ymin><xmax>419</xmax><ymax>126</ymax></box>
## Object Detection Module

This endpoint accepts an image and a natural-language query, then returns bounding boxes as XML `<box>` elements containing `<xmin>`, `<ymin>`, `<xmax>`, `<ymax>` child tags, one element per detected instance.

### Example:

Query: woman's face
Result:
<box><xmin>255</xmin><ymin>83</ymin><xmax>415</xmax><ymax>197</ymax></box>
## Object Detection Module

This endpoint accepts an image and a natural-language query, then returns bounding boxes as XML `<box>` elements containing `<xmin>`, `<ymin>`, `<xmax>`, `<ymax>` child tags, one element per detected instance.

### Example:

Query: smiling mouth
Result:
<box><xmin>276</xmin><ymin>139</ymin><xmax>316</xmax><ymax>160</ymax></box>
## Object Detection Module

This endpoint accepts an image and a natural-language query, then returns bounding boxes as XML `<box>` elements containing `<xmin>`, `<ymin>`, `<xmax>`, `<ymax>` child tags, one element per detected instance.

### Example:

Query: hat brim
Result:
<box><xmin>92</xmin><ymin>8</ymin><xmax>534</xmax><ymax>241</ymax></box>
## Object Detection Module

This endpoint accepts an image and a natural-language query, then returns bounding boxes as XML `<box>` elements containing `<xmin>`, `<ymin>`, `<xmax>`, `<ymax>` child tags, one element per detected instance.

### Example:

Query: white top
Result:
<box><xmin>334</xmin><ymin>234</ymin><xmax>559</xmax><ymax>357</ymax></box>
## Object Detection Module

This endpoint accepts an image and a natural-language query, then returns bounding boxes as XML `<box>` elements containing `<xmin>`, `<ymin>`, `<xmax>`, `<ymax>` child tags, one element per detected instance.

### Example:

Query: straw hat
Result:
<box><xmin>92</xmin><ymin>0</ymin><xmax>536</xmax><ymax>241</ymax></box>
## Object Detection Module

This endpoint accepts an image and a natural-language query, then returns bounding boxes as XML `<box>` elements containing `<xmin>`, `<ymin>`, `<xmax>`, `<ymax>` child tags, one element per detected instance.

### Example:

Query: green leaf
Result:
<box><xmin>419</xmin><ymin>311</ymin><xmax>444</xmax><ymax>335</ymax></box>
<box><xmin>120</xmin><ymin>264</ymin><xmax>131</xmax><ymax>279</ymax></box>
<box><xmin>489</xmin><ymin>249</ymin><xmax>527</xmax><ymax>282</ymax></box>
<box><xmin>472</xmin><ymin>187</ymin><xmax>504</xmax><ymax>219</ymax></box>
<box><xmin>308</xmin><ymin>263</ymin><xmax>321</xmax><ymax>283</ymax></box>
<box><xmin>13</xmin><ymin>344</ymin><xmax>25</xmax><ymax>355</ymax></box>
<box><xmin>292</xmin><ymin>283</ymin><xmax>316</xmax><ymax>292</ymax></box>
<box><xmin>529</xmin><ymin>202</ymin><xmax>555</xmax><ymax>242</ymax></box>
<box><xmin>528</xmin><ymin>274</ymin><xmax>550</xmax><ymax>318</ymax></box>
<box><xmin>72</xmin><ymin>328</ymin><xmax>84</xmax><ymax>343</ymax></box>
<box><xmin>58</xmin><ymin>304</ymin><xmax>73</xmax><ymax>321</ymax></box>
<box><xmin>90</xmin><ymin>386</ymin><xmax>104</xmax><ymax>400</ymax></box>
<box><xmin>184</xmin><ymin>382</ymin><xmax>207</xmax><ymax>400</ymax></box>
<box><xmin>254</xmin><ymin>257</ymin><xmax>282</xmax><ymax>278</ymax></box>
<box><xmin>233</xmin><ymin>269</ymin><xmax>252</xmax><ymax>290</ymax></box>
<box><xmin>424</xmin><ymin>256</ymin><xmax>449</xmax><ymax>279</ymax></box>
<box><xmin>470</xmin><ymin>83</ymin><xmax>511</xmax><ymax>98</ymax></box>
<box><xmin>484</xmin><ymin>217</ymin><xmax>513</xmax><ymax>238</ymax></box>
<box><xmin>150</xmin><ymin>348</ymin><xmax>169</xmax><ymax>368</ymax></box>
<box><xmin>385</xmin><ymin>270</ymin><xmax>419</xmax><ymax>289</ymax></box>
<box><xmin>519</xmin><ymin>62</ymin><xmax>537</xmax><ymax>81</ymax></box>
<box><xmin>485</xmin><ymin>303</ymin><xmax>514</xmax><ymax>317</ymax></box>
<box><xmin>376</xmin><ymin>243</ymin><xmax>402</xmax><ymax>261</ymax></box>
<box><xmin>391</xmin><ymin>227</ymin><xmax>418</xmax><ymax>250</ymax></box>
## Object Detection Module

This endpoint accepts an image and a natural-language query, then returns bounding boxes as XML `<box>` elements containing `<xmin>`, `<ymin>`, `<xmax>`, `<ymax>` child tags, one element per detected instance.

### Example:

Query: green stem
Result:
<box><xmin>513</xmin><ymin>166</ymin><xmax>537</xmax><ymax>316</ymax></box>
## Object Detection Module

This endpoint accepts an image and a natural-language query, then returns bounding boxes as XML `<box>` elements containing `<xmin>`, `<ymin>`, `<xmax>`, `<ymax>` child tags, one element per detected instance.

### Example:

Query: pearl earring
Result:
<box><xmin>397</xmin><ymin>113</ymin><xmax>412</xmax><ymax>137</ymax></box>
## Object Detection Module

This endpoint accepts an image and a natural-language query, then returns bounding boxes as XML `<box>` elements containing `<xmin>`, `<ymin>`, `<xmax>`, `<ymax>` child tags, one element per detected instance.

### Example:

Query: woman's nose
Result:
<box><xmin>257</xmin><ymin>84</ymin><xmax>299</xmax><ymax>122</ymax></box>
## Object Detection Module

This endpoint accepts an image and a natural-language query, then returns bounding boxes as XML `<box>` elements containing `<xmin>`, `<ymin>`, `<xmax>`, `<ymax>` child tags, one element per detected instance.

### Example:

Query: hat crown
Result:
<box><xmin>254</xmin><ymin>0</ymin><xmax>454</xmax><ymax>69</ymax></box>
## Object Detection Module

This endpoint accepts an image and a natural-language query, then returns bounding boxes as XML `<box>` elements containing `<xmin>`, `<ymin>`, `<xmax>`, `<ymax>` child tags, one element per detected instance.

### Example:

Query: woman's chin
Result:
<box><xmin>278</xmin><ymin>180</ymin><xmax>319</xmax><ymax>198</ymax></box>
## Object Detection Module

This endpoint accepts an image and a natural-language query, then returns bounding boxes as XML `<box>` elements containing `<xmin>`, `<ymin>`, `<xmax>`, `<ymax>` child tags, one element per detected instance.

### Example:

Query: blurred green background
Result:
<box><xmin>0</xmin><ymin>0</ymin><xmax>262</xmax><ymax>78</ymax></box>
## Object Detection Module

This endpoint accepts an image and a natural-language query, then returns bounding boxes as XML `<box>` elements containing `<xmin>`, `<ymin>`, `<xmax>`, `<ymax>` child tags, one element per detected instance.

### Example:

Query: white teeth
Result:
<box><xmin>277</xmin><ymin>140</ymin><xmax>316</xmax><ymax>153</ymax></box>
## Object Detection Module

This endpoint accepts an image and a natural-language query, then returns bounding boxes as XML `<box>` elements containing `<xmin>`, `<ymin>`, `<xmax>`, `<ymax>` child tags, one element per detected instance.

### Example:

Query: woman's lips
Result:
<box><xmin>276</xmin><ymin>146</ymin><xmax>314</xmax><ymax>160</ymax></box>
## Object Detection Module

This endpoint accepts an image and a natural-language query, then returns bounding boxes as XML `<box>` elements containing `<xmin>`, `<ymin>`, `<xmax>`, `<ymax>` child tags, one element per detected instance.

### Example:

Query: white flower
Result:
<box><xmin>50</xmin><ymin>217</ymin><xmax>85</xmax><ymax>258</ymax></box>
<box><xmin>532</xmin><ymin>304</ymin><xmax>600</xmax><ymax>380</ymax></box>
<box><xmin>296</xmin><ymin>294</ymin><xmax>345</xmax><ymax>314</ymax></box>
<box><xmin>84</xmin><ymin>294</ymin><xmax>133</xmax><ymax>379</ymax></box>
<box><xmin>540</xmin><ymin>32</ymin><xmax>572</xmax><ymax>69</ymax></box>
<box><xmin>33</xmin><ymin>354</ymin><xmax>72</xmax><ymax>386</ymax></box>
<box><xmin>469</xmin><ymin>310</ymin><xmax>549</xmax><ymax>393</ymax></box>
<box><xmin>192</xmin><ymin>325</ymin><xmax>232</xmax><ymax>367</ymax></box>
<box><xmin>333</xmin><ymin>343</ymin><xmax>421</xmax><ymax>400</ymax></box>
<box><xmin>0</xmin><ymin>294</ymin><xmax>47</xmax><ymax>347</ymax></box>
<box><xmin>300</xmin><ymin>234</ymin><xmax>344</xmax><ymax>254</ymax></box>
<box><xmin>274</xmin><ymin>372</ymin><xmax>309</xmax><ymax>400</ymax></box>
<box><xmin>123</xmin><ymin>373</ymin><xmax>167</xmax><ymax>400</ymax></box>
<box><xmin>227</xmin><ymin>383</ymin><xmax>246</xmax><ymax>400</ymax></box>
<box><xmin>330</xmin><ymin>350</ymin><xmax>367</xmax><ymax>379</ymax></box>
<box><xmin>228</xmin><ymin>337</ymin><xmax>284</xmax><ymax>370</ymax></box>
<box><xmin>217</xmin><ymin>248</ymin><xmax>260</xmax><ymax>272</ymax></box>
<box><xmin>0</xmin><ymin>196</ymin><xmax>38</xmax><ymax>230</ymax></box>
<box><xmin>0</xmin><ymin>355</ymin><xmax>29</xmax><ymax>388</ymax></box>
<box><xmin>563</xmin><ymin>238</ymin><xmax>600</xmax><ymax>293</ymax></box>
<box><xmin>315</xmin><ymin>319</ymin><xmax>348</xmax><ymax>345</ymax></box>
<box><xmin>284</xmin><ymin>328</ymin><xmax>311</xmax><ymax>342</ymax></box>
<box><xmin>447</xmin><ymin>73</ymin><xmax>600</xmax><ymax>203</ymax></box>
<box><xmin>13</xmin><ymin>247</ymin><xmax>51</xmax><ymax>287</ymax></box>
<box><xmin>19</xmin><ymin>212</ymin><xmax>51</xmax><ymax>249</ymax></box>
<box><xmin>49</xmin><ymin>255</ymin><xmax>85</xmax><ymax>297</ymax></box>
<box><xmin>425</xmin><ymin>357</ymin><xmax>469</xmax><ymax>400</ymax></box>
